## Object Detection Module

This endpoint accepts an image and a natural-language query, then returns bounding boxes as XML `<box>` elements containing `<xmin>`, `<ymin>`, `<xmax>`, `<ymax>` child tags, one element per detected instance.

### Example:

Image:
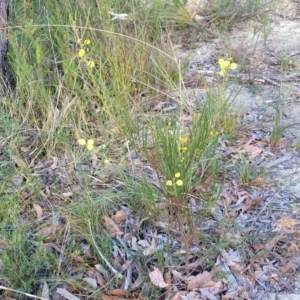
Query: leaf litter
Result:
<box><xmin>3</xmin><ymin>1</ymin><xmax>300</xmax><ymax>300</ymax></box>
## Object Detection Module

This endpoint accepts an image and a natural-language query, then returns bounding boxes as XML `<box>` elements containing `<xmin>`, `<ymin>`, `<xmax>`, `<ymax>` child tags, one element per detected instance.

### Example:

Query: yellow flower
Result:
<box><xmin>84</xmin><ymin>139</ymin><xmax>94</xmax><ymax>151</ymax></box>
<box><xmin>175</xmin><ymin>172</ymin><xmax>180</xmax><ymax>178</ymax></box>
<box><xmin>87</xmin><ymin>139</ymin><xmax>94</xmax><ymax>145</ymax></box>
<box><xmin>104</xmin><ymin>159</ymin><xmax>109</xmax><ymax>164</ymax></box>
<box><xmin>230</xmin><ymin>63</ymin><xmax>237</xmax><ymax>70</ymax></box>
<box><xmin>219</xmin><ymin>70</ymin><xmax>226</xmax><ymax>77</ymax></box>
<box><xmin>180</xmin><ymin>137</ymin><xmax>188</xmax><ymax>143</ymax></box>
<box><xmin>224</xmin><ymin>60</ymin><xmax>230</xmax><ymax>68</ymax></box>
<box><xmin>78</xmin><ymin>138</ymin><xmax>86</xmax><ymax>145</ymax></box>
<box><xmin>166</xmin><ymin>180</ymin><xmax>173</xmax><ymax>186</ymax></box>
<box><xmin>76</xmin><ymin>38</ymin><xmax>81</xmax><ymax>44</ymax></box>
<box><xmin>176</xmin><ymin>180</ymin><xmax>183</xmax><ymax>187</ymax></box>
<box><xmin>84</xmin><ymin>39</ymin><xmax>91</xmax><ymax>45</ymax></box>
<box><xmin>167</xmin><ymin>122</ymin><xmax>171</xmax><ymax>126</ymax></box>
<box><xmin>87</xmin><ymin>60</ymin><xmax>95</xmax><ymax>68</ymax></box>
<box><xmin>78</xmin><ymin>49</ymin><xmax>85</xmax><ymax>57</ymax></box>
<box><xmin>218</xmin><ymin>58</ymin><xmax>237</xmax><ymax>77</ymax></box>
<box><xmin>169</xmin><ymin>130</ymin><xmax>174</xmax><ymax>135</ymax></box>
<box><xmin>87</xmin><ymin>144</ymin><xmax>94</xmax><ymax>151</ymax></box>
<box><xmin>218</xmin><ymin>58</ymin><xmax>225</xmax><ymax>66</ymax></box>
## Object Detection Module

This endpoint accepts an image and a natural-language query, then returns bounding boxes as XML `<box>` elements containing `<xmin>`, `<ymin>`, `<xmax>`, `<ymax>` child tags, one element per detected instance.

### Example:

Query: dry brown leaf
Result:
<box><xmin>101</xmin><ymin>289</ymin><xmax>143</xmax><ymax>300</ymax></box>
<box><xmin>242</xmin><ymin>144</ymin><xmax>263</xmax><ymax>158</ymax></box>
<box><xmin>237</xmin><ymin>286</ymin><xmax>250</xmax><ymax>300</ymax></box>
<box><xmin>276</xmin><ymin>217</ymin><xmax>300</xmax><ymax>231</ymax></box>
<box><xmin>242</xmin><ymin>197</ymin><xmax>263</xmax><ymax>213</ymax></box>
<box><xmin>172</xmin><ymin>270</ymin><xmax>187</xmax><ymax>282</ymax></box>
<box><xmin>279</xmin><ymin>260</ymin><xmax>296</xmax><ymax>273</ymax></box>
<box><xmin>92</xmin><ymin>153</ymin><xmax>98</xmax><ymax>168</ymax></box>
<box><xmin>254</xmin><ymin>271</ymin><xmax>268</xmax><ymax>282</ymax></box>
<box><xmin>249</xmin><ymin>177</ymin><xmax>264</xmax><ymax>187</ymax></box>
<box><xmin>252</xmin><ymin>243</ymin><xmax>263</xmax><ymax>251</ymax></box>
<box><xmin>56</xmin><ymin>288</ymin><xmax>80</xmax><ymax>300</ymax></box>
<box><xmin>99</xmin><ymin>295</ymin><xmax>119</xmax><ymax>300</ymax></box>
<box><xmin>222</xmin><ymin>290</ymin><xmax>239</xmax><ymax>300</ymax></box>
<box><xmin>123</xmin><ymin>232</ymin><xmax>133</xmax><ymax>242</ymax></box>
<box><xmin>185</xmin><ymin>291</ymin><xmax>202</xmax><ymax>300</ymax></box>
<box><xmin>287</xmin><ymin>242</ymin><xmax>300</xmax><ymax>251</ymax></box>
<box><xmin>187</xmin><ymin>271</ymin><xmax>212</xmax><ymax>290</ymax></box>
<box><xmin>143</xmin><ymin>234</ymin><xmax>157</xmax><ymax>256</ymax></box>
<box><xmin>222</xmin><ymin>249</ymin><xmax>242</xmax><ymax>265</ymax></box>
<box><xmin>200</xmin><ymin>288</ymin><xmax>218</xmax><ymax>300</ymax></box>
<box><xmin>121</xmin><ymin>260</ymin><xmax>132</xmax><ymax>271</ymax></box>
<box><xmin>230</xmin><ymin>263</ymin><xmax>244</xmax><ymax>273</ymax></box>
<box><xmin>85</xmin><ymin>269</ymin><xmax>96</xmax><ymax>278</ymax></box>
<box><xmin>39</xmin><ymin>280</ymin><xmax>50</xmax><ymax>300</ymax></box>
<box><xmin>149</xmin><ymin>267</ymin><xmax>169</xmax><ymax>288</ymax></box>
<box><xmin>96</xmin><ymin>271</ymin><xmax>106</xmax><ymax>286</ymax></box>
<box><xmin>164</xmin><ymin>271</ymin><xmax>173</xmax><ymax>300</ymax></box>
<box><xmin>112</xmin><ymin>209</ymin><xmax>128</xmax><ymax>222</ymax></box>
<box><xmin>71</xmin><ymin>253</ymin><xmax>84</xmax><ymax>263</ymax></box>
<box><xmin>265</xmin><ymin>232</ymin><xmax>283</xmax><ymax>250</ymax></box>
<box><xmin>50</xmin><ymin>157</ymin><xmax>58</xmax><ymax>169</ymax></box>
<box><xmin>107</xmin><ymin>289</ymin><xmax>129</xmax><ymax>296</ymax></box>
<box><xmin>207</xmin><ymin>281</ymin><xmax>224</xmax><ymax>296</ymax></box>
<box><xmin>83</xmin><ymin>276</ymin><xmax>97</xmax><ymax>288</ymax></box>
<box><xmin>236</xmin><ymin>190</ymin><xmax>249</xmax><ymax>204</ymax></box>
<box><xmin>172</xmin><ymin>291</ymin><xmax>188</xmax><ymax>300</ymax></box>
<box><xmin>138</xmin><ymin>240</ymin><xmax>150</xmax><ymax>248</ymax></box>
<box><xmin>102</xmin><ymin>216</ymin><xmax>124</xmax><ymax>237</ymax></box>
<box><xmin>32</xmin><ymin>202</ymin><xmax>43</xmax><ymax>221</ymax></box>
<box><xmin>36</xmin><ymin>224</ymin><xmax>58</xmax><ymax>238</ymax></box>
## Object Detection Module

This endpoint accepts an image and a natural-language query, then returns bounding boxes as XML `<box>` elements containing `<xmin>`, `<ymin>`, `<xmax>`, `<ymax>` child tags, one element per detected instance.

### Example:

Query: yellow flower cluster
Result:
<box><xmin>209</xmin><ymin>131</ymin><xmax>218</xmax><ymax>136</ymax></box>
<box><xmin>78</xmin><ymin>138</ymin><xmax>94</xmax><ymax>151</ymax></box>
<box><xmin>177</xmin><ymin>137</ymin><xmax>188</xmax><ymax>152</ymax></box>
<box><xmin>218</xmin><ymin>58</ymin><xmax>237</xmax><ymax>77</ymax></box>
<box><xmin>76</xmin><ymin>38</ymin><xmax>95</xmax><ymax>69</ymax></box>
<box><xmin>166</xmin><ymin>172</ymin><xmax>183</xmax><ymax>187</ymax></box>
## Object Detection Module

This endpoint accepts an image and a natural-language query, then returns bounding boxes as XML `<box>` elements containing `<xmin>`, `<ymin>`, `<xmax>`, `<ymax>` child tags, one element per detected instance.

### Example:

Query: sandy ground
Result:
<box><xmin>175</xmin><ymin>0</ymin><xmax>300</xmax><ymax>297</ymax></box>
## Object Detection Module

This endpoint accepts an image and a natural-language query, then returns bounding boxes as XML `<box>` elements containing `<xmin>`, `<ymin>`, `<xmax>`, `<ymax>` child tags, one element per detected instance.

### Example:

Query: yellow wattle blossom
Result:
<box><xmin>84</xmin><ymin>39</ymin><xmax>91</xmax><ymax>45</ymax></box>
<box><xmin>230</xmin><ymin>63</ymin><xmax>237</xmax><ymax>70</ymax></box>
<box><xmin>179</xmin><ymin>137</ymin><xmax>188</xmax><ymax>143</ymax></box>
<box><xmin>76</xmin><ymin>38</ymin><xmax>81</xmax><ymax>44</ymax></box>
<box><xmin>104</xmin><ymin>159</ymin><xmax>110</xmax><ymax>164</ymax></box>
<box><xmin>79</xmin><ymin>138</ymin><xmax>94</xmax><ymax>150</ymax></box>
<box><xmin>218</xmin><ymin>58</ymin><xmax>237</xmax><ymax>77</ymax></box>
<box><xmin>87</xmin><ymin>144</ymin><xmax>93</xmax><ymax>151</ymax></box>
<box><xmin>78</xmin><ymin>138</ymin><xmax>86</xmax><ymax>145</ymax></box>
<box><xmin>169</xmin><ymin>130</ymin><xmax>174</xmax><ymax>135</ymax></box>
<box><xmin>176</xmin><ymin>180</ymin><xmax>183</xmax><ymax>187</ymax></box>
<box><xmin>166</xmin><ymin>180</ymin><xmax>173</xmax><ymax>186</ymax></box>
<box><xmin>87</xmin><ymin>60</ymin><xmax>95</xmax><ymax>68</ymax></box>
<box><xmin>78</xmin><ymin>49</ymin><xmax>85</xmax><ymax>57</ymax></box>
<box><xmin>175</xmin><ymin>172</ymin><xmax>180</xmax><ymax>178</ymax></box>
<box><xmin>87</xmin><ymin>139</ymin><xmax>94</xmax><ymax>151</ymax></box>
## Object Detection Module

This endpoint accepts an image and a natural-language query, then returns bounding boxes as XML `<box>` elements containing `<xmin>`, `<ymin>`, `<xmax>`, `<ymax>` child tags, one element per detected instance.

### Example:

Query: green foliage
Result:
<box><xmin>0</xmin><ymin>0</ymin><xmax>244</xmax><ymax>297</ymax></box>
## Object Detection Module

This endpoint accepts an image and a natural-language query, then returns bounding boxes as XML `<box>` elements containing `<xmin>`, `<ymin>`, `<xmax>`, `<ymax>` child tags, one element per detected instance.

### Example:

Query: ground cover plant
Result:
<box><xmin>1</xmin><ymin>0</ymin><xmax>300</xmax><ymax>299</ymax></box>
